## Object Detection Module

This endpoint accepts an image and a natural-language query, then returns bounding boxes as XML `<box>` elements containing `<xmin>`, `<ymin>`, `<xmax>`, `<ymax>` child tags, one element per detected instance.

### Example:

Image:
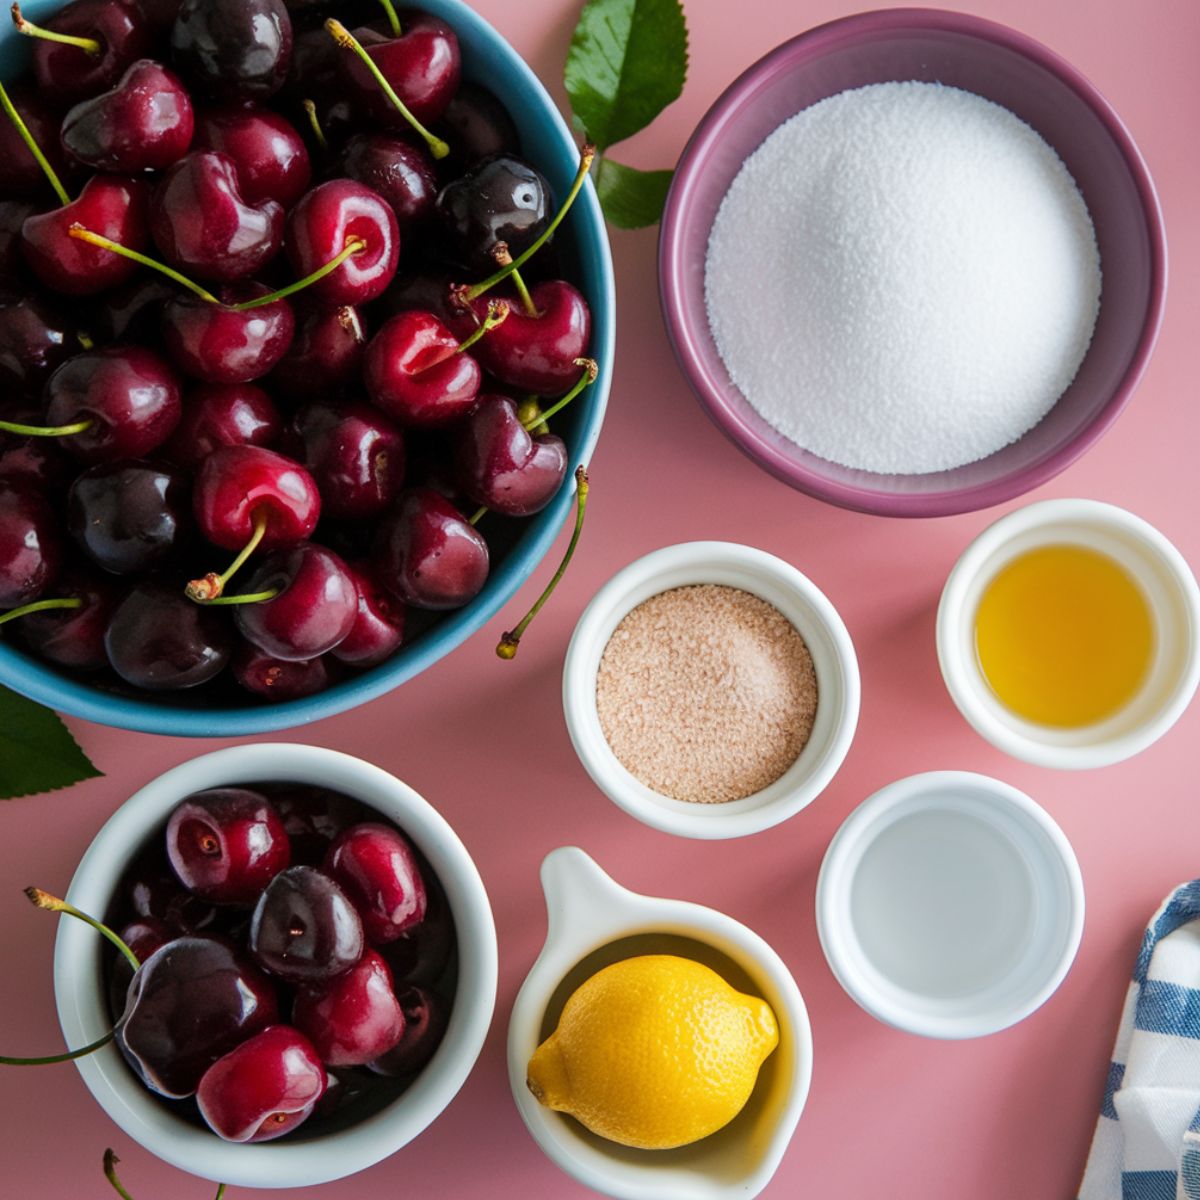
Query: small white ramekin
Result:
<box><xmin>508</xmin><ymin>847</ymin><xmax>812</xmax><ymax>1200</ymax></box>
<box><xmin>816</xmin><ymin>771</ymin><xmax>1084</xmax><ymax>1039</ymax></box>
<box><xmin>937</xmin><ymin>498</ymin><xmax>1200</xmax><ymax>769</ymax></box>
<box><xmin>53</xmin><ymin>744</ymin><xmax>498</xmax><ymax>1190</ymax></box>
<box><xmin>562</xmin><ymin>542</ymin><xmax>860</xmax><ymax>838</ymax></box>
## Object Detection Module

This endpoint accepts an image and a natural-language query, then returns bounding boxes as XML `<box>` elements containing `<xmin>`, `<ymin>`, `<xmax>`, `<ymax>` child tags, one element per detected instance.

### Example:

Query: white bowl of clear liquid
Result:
<box><xmin>815</xmin><ymin>771</ymin><xmax>1084</xmax><ymax>1038</ymax></box>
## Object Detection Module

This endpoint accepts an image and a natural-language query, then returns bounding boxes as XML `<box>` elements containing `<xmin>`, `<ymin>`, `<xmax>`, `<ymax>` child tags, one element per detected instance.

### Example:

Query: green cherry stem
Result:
<box><xmin>497</xmin><ymin>465</ymin><xmax>590</xmax><ymax>660</ymax></box>
<box><xmin>186</xmin><ymin>511</ymin><xmax>269</xmax><ymax>603</ymax></box>
<box><xmin>11</xmin><ymin>2</ymin><xmax>100</xmax><ymax>56</ymax></box>
<box><xmin>68</xmin><ymin>225</ymin><xmax>220</xmax><ymax>302</ymax></box>
<box><xmin>197</xmin><ymin>588</ymin><xmax>280</xmax><ymax>607</ymax></box>
<box><xmin>301</xmin><ymin>99</ymin><xmax>328</xmax><ymax>150</ymax></box>
<box><xmin>534</xmin><ymin>359</ymin><xmax>598</xmax><ymax>427</ymax></box>
<box><xmin>0</xmin><ymin>597</ymin><xmax>82</xmax><ymax>626</ymax></box>
<box><xmin>375</xmin><ymin>0</ymin><xmax>401</xmax><ymax>36</ymax></box>
<box><xmin>489</xmin><ymin>242</ymin><xmax>536</xmax><ymax>317</ymax></box>
<box><xmin>325</xmin><ymin>19</ymin><xmax>449</xmax><ymax>160</ymax></box>
<box><xmin>232</xmin><ymin>238</ymin><xmax>365</xmax><ymax>310</ymax></box>
<box><xmin>452</xmin><ymin>299</ymin><xmax>508</xmax><ymax>356</ymax></box>
<box><xmin>103</xmin><ymin>1150</ymin><xmax>136</xmax><ymax>1200</ymax></box>
<box><xmin>467</xmin><ymin>505</ymin><xmax>487</xmax><ymax>526</ymax></box>
<box><xmin>0</xmin><ymin>416</ymin><xmax>92</xmax><ymax>438</ymax></box>
<box><xmin>0</xmin><ymin>77</ymin><xmax>70</xmax><ymax>205</ymax></box>
<box><xmin>25</xmin><ymin>886</ymin><xmax>140</xmax><ymax>971</ymax></box>
<box><xmin>465</xmin><ymin>145</ymin><xmax>596</xmax><ymax>301</ymax></box>
<box><xmin>0</xmin><ymin>1029</ymin><xmax>115</xmax><ymax>1066</ymax></box>
<box><xmin>214</xmin><ymin>1186</ymin><xmax>228</xmax><ymax>1200</ymax></box>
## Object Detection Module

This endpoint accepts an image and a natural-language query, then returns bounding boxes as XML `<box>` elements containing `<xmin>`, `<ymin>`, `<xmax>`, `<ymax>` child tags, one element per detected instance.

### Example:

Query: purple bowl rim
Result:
<box><xmin>658</xmin><ymin>6</ymin><xmax>1168</xmax><ymax>518</ymax></box>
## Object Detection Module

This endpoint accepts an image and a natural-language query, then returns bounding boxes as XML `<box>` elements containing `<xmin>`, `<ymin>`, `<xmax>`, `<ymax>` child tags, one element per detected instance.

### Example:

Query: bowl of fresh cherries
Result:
<box><xmin>0</xmin><ymin>0</ymin><xmax>614</xmax><ymax>735</ymax></box>
<box><xmin>48</xmin><ymin>742</ymin><xmax>497</xmax><ymax>1189</ymax></box>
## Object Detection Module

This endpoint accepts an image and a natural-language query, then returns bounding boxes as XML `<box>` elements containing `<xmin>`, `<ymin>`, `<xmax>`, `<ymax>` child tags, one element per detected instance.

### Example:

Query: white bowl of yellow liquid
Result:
<box><xmin>937</xmin><ymin>498</ymin><xmax>1200</xmax><ymax>769</ymax></box>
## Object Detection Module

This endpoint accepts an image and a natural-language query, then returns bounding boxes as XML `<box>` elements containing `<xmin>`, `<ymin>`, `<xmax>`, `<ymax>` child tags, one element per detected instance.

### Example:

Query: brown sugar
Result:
<box><xmin>595</xmin><ymin>584</ymin><xmax>818</xmax><ymax>804</ymax></box>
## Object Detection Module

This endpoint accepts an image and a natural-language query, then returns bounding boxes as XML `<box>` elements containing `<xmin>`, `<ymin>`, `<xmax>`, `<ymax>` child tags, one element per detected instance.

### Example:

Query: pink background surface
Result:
<box><xmin>3</xmin><ymin>1</ymin><xmax>1199</xmax><ymax>1196</ymax></box>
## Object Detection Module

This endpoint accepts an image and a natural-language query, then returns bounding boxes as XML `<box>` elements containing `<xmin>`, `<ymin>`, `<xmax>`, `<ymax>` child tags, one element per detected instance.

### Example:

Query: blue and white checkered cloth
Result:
<box><xmin>1080</xmin><ymin>881</ymin><xmax>1200</xmax><ymax>1200</ymax></box>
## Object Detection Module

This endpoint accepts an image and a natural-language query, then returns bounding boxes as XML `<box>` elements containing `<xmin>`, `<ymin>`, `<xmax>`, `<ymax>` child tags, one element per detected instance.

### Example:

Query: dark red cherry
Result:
<box><xmin>170</xmin><ymin>0</ymin><xmax>293</xmax><ymax>102</ymax></box>
<box><xmin>0</xmin><ymin>294</ymin><xmax>77</xmax><ymax>398</ymax></box>
<box><xmin>439</xmin><ymin>83</ymin><xmax>518</xmax><ymax>170</ymax></box>
<box><xmin>233</xmin><ymin>641</ymin><xmax>328</xmax><ymax>700</ymax></box>
<box><xmin>197</xmin><ymin>1025</ymin><xmax>325</xmax><ymax>1143</ymax></box>
<box><xmin>0</xmin><ymin>85</ymin><xmax>72</xmax><ymax>196</ymax></box>
<box><xmin>287</xmin><ymin>398</ymin><xmax>405</xmax><ymax>520</ymax></box>
<box><xmin>329</xmin><ymin>561</ymin><xmax>403</xmax><ymax>668</ymax></box>
<box><xmin>118</xmin><ymin>936</ymin><xmax>279</xmax><ymax>1098</ymax></box>
<box><xmin>90</xmin><ymin>275</ymin><xmax>175</xmax><ymax>343</ymax></box>
<box><xmin>367</xmin><ymin>985</ymin><xmax>447</xmax><ymax>1077</ymax></box>
<box><xmin>22</xmin><ymin>174</ymin><xmax>150</xmax><ymax>295</ymax></box>
<box><xmin>161</xmin><ymin>283</ymin><xmax>295</xmax><ymax>385</ymax></box>
<box><xmin>134</xmin><ymin>0</ymin><xmax>183</xmax><ymax>34</ymax></box>
<box><xmin>285</xmin><ymin>179</ymin><xmax>398</xmax><ymax>306</ymax></box>
<box><xmin>323</xmin><ymin>822</ymin><xmax>426</xmax><ymax>944</ymax></box>
<box><xmin>268</xmin><ymin>301</ymin><xmax>365</xmax><ymax>401</ymax></box>
<box><xmin>381</xmin><ymin>874</ymin><xmax>454</xmax><ymax>988</ymax></box>
<box><xmin>0</xmin><ymin>404</ymin><xmax>71</xmax><ymax>490</ymax></box>
<box><xmin>193</xmin><ymin>445</ymin><xmax>320</xmax><ymax>552</ymax></box>
<box><xmin>340</xmin><ymin>133</ymin><xmax>436</xmax><ymax>233</ymax></box>
<box><xmin>0</xmin><ymin>483</ymin><xmax>60</xmax><ymax>608</ymax></box>
<box><xmin>125</xmin><ymin>859</ymin><xmax>221</xmax><ymax>933</ymax></box>
<box><xmin>150</xmin><ymin>151</ymin><xmax>285</xmax><ymax>282</ymax></box>
<box><xmin>61</xmin><ymin>59</ymin><xmax>194</xmax><ymax>173</ymax></box>
<box><xmin>375</xmin><ymin>263</ymin><xmax>457</xmax><ymax>326</ymax></box>
<box><xmin>19</xmin><ymin>561</ymin><xmax>118</xmax><ymax>671</ymax></box>
<box><xmin>266</xmin><ymin>785</ymin><xmax>363</xmax><ymax>866</ymax></box>
<box><xmin>163</xmin><ymin>384</ymin><xmax>282</xmax><ymax>468</ymax></box>
<box><xmin>44</xmin><ymin>346</ymin><xmax>182</xmax><ymax>463</ymax></box>
<box><xmin>107</xmin><ymin>916</ymin><xmax>172</xmax><ymax>1020</ymax></box>
<box><xmin>105</xmin><ymin>581</ymin><xmax>232</xmax><ymax>689</ymax></box>
<box><xmin>194</xmin><ymin>106</ymin><xmax>312</xmax><ymax>209</ymax></box>
<box><xmin>293</xmin><ymin>947</ymin><xmax>404</xmax><ymax>1067</ymax></box>
<box><xmin>233</xmin><ymin>543</ymin><xmax>357</xmax><ymax>661</ymax></box>
<box><xmin>0</xmin><ymin>201</ymin><xmax>35</xmax><ymax>289</ymax></box>
<box><xmin>67</xmin><ymin>458</ymin><xmax>189</xmax><ymax>574</ymax></box>
<box><xmin>376</xmin><ymin>487</ymin><xmax>488</xmax><ymax>611</ymax></box>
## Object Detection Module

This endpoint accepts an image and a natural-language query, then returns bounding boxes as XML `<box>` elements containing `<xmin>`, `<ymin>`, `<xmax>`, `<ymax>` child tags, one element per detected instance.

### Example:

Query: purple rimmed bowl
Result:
<box><xmin>659</xmin><ymin>8</ymin><xmax>1166</xmax><ymax>518</ymax></box>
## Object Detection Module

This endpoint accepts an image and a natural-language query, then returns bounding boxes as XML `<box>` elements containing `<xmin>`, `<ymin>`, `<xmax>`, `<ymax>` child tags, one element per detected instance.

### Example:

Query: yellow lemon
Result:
<box><xmin>526</xmin><ymin>954</ymin><xmax>779</xmax><ymax>1150</ymax></box>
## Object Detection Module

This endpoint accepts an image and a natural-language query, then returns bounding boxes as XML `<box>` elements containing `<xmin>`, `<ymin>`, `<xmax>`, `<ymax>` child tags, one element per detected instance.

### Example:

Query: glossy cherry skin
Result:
<box><xmin>233</xmin><ymin>641</ymin><xmax>328</xmax><ymax>700</ymax></box>
<box><xmin>330</xmin><ymin>561</ymin><xmax>404</xmax><ymax>668</ymax></box>
<box><xmin>249</xmin><ymin>864</ymin><xmax>363</xmax><ymax>982</ymax></box>
<box><xmin>266</xmin><ymin>785</ymin><xmax>363</xmax><ymax>867</ymax></box>
<box><xmin>0</xmin><ymin>294</ymin><xmax>76</xmax><ymax>398</ymax></box>
<box><xmin>162</xmin><ymin>283</ymin><xmax>295</xmax><ymax>385</ymax></box>
<box><xmin>293</xmin><ymin>948</ymin><xmax>404</xmax><ymax>1067</ymax></box>
<box><xmin>118</xmin><ymin>936</ymin><xmax>279</xmax><ymax>1098</ymax></box>
<box><xmin>269</xmin><ymin>302</ymin><xmax>365</xmax><ymax>401</ymax></box>
<box><xmin>288</xmin><ymin>399</ymin><xmax>405</xmax><ymax>520</ymax></box>
<box><xmin>197</xmin><ymin>1025</ymin><xmax>326</xmax><ymax>1143</ymax></box>
<box><xmin>171</xmin><ymin>0</ymin><xmax>293</xmax><ymax>102</ymax></box>
<box><xmin>368</xmin><ymin>985</ymin><xmax>447</xmax><ymax>1077</ymax></box>
<box><xmin>105</xmin><ymin>581</ymin><xmax>233</xmax><ymax>689</ymax></box>
<box><xmin>90</xmin><ymin>275</ymin><xmax>175</xmax><ymax>343</ymax></box>
<box><xmin>439</xmin><ymin>83</ymin><xmax>519</xmax><ymax>170</ymax></box>
<box><xmin>456</xmin><ymin>393</ymin><xmax>567</xmax><ymax>517</ymax></box>
<box><xmin>22</xmin><ymin>174</ymin><xmax>150</xmax><ymax>296</ymax></box>
<box><xmin>150</xmin><ymin>151</ymin><xmax>285</xmax><ymax>282</ymax></box>
<box><xmin>234</xmin><ymin>543</ymin><xmax>357</xmax><ymax>661</ymax></box>
<box><xmin>340</xmin><ymin>134</ymin><xmax>436</xmax><ymax>233</ymax></box>
<box><xmin>194</xmin><ymin>106</ymin><xmax>312</xmax><ymax>209</ymax></box>
<box><xmin>194</xmin><ymin>445</ymin><xmax>319</xmax><ymax>552</ymax></box>
<box><xmin>0</xmin><ymin>85</ymin><xmax>71</xmax><ymax>196</ymax></box>
<box><xmin>0</xmin><ymin>484</ymin><xmax>60</xmax><ymax>608</ymax></box>
<box><xmin>44</xmin><ymin>346</ymin><xmax>182</xmax><ymax>463</ymax></box>
<box><xmin>0</xmin><ymin>405</ymin><xmax>71</xmax><ymax>490</ymax></box>
<box><xmin>29</xmin><ymin>0</ymin><xmax>151</xmax><ymax>106</ymax></box>
<box><xmin>125</xmin><ymin>859</ymin><xmax>221</xmax><ymax>934</ymax></box>
<box><xmin>323</xmin><ymin>822</ymin><xmax>426</xmax><ymax>944</ymax></box>
<box><xmin>285</xmin><ymin>179</ymin><xmax>399</xmax><ymax>306</ymax></box>
<box><xmin>20</xmin><ymin>561</ymin><xmax>117</xmax><ymax>671</ymax></box>
<box><xmin>163</xmin><ymin>383</ymin><xmax>282</xmax><ymax>468</ymax></box>
<box><xmin>67</xmin><ymin>458</ymin><xmax>189</xmax><ymax>574</ymax></box>
<box><xmin>460</xmin><ymin>280</ymin><xmax>591</xmax><ymax>395</ymax></box>
<box><xmin>376</xmin><ymin>488</ymin><xmax>488</xmax><ymax>611</ymax></box>
<box><xmin>363</xmin><ymin>310</ymin><xmax>480</xmax><ymax>427</ymax></box>
<box><xmin>339</xmin><ymin>13</ymin><xmax>459</xmax><ymax>128</ymax></box>
<box><xmin>107</xmin><ymin>916</ymin><xmax>173</xmax><ymax>1021</ymax></box>
<box><xmin>61</xmin><ymin>59</ymin><xmax>194</xmax><ymax>173</ymax></box>
<box><xmin>382</xmin><ymin>875</ymin><xmax>454</xmax><ymax>988</ymax></box>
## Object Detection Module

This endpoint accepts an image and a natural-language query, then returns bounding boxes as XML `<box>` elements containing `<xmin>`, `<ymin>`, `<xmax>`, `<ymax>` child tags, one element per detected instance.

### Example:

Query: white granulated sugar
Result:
<box><xmin>704</xmin><ymin>82</ymin><xmax>1102</xmax><ymax>475</ymax></box>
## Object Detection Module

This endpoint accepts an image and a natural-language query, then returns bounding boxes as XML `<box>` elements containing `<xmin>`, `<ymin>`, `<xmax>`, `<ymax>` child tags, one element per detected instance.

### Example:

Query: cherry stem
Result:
<box><xmin>68</xmin><ymin>225</ymin><xmax>220</xmax><ymax>303</ymax></box>
<box><xmin>325</xmin><ymin>19</ymin><xmax>449</xmax><ymax>160</ymax></box>
<box><xmin>198</xmin><ymin>588</ymin><xmax>280</xmax><ymax>607</ymax></box>
<box><xmin>11</xmin><ymin>2</ymin><xmax>100</xmax><ymax>56</ymax></box>
<box><xmin>0</xmin><ymin>78</ymin><xmax>70</xmax><ymax>206</ymax></box>
<box><xmin>186</xmin><ymin>511</ymin><xmax>268</xmax><ymax>603</ymax></box>
<box><xmin>497</xmin><ymin>465</ymin><xmax>590</xmax><ymax>660</ymax></box>
<box><xmin>0</xmin><ymin>1028</ymin><xmax>114</xmax><ymax>1066</ymax></box>
<box><xmin>301</xmin><ymin>99</ymin><xmax>327</xmax><ymax>150</ymax></box>
<box><xmin>25</xmin><ymin>887</ymin><xmax>140</xmax><ymax>971</ymax></box>
<box><xmin>232</xmin><ymin>237</ymin><xmax>365</xmax><ymax>310</ymax></box>
<box><xmin>215</xmin><ymin>1187</ymin><xmax>227</xmax><ymax>1200</ymax></box>
<box><xmin>0</xmin><ymin>416</ymin><xmax>92</xmax><ymax>438</ymax></box>
<box><xmin>375</xmin><ymin>0</ymin><xmax>401</xmax><ymax>36</ymax></box>
<box><xmin>453</xmin><ymin>299</ymin><xmax>508</xmax><ymax>356</ymax></box>
<box><xmin>536</xmin><ymin>358</ymin><xmax>599</xmax><ymax>425</ymax></box>
<box><xmin>103</xmin><ymin>1150</ymin><xmax>135</xmax><ymax>1200</ymax></box>
<box><xmin>466</xmin><ymin>145</ymin><xmax>596</xmax><ymax>301</ymax></box>
<box><xmin>77</xmin><ymin>330</ymin><xmax>94</xmax><ymax>350</ymax></box>
<box><xmin>516</xmin><ymin>395</ymin><xmax>548</xmax><ymax>435</ymax></box>
<box><xmin>0</xmin><ymin>597</ymin><xmax>82</xmax><ymax>626</ymax></box>
<box><xmin>467</xmin><ymin>505</ymin><xmax>487</xmax><ymax>526</ymax></box>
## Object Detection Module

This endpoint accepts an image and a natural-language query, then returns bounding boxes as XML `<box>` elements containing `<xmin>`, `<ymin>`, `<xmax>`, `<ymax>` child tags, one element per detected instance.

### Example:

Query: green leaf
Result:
<box><xmin>565</xmin><ymin>0</ymin><xmax>688</xmax><ymax>153</ymax></box>
<box><xmin>596</xmin><ymin>157</ymin><xmax>674</xmax><ymax>228</ymax></box>
<box><xmin>0</xmin><ymin>687</ymin><xmax>102</xmax><ymax>800</ymax></box>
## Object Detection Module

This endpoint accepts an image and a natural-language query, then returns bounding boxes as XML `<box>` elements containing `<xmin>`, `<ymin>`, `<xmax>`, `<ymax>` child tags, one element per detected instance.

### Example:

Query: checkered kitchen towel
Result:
<box><xmin>1080</xmin><ymin>881</ymin><xmax>1200</xmax><ymax>1200</ymax></box>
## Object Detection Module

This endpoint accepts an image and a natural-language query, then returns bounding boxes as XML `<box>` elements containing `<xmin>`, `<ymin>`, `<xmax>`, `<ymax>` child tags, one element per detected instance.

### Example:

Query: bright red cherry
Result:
<box><xmin>171</xmin><ymin>0</ymin><xmax>293</xmax><ymax>103</ymax></box>
<box><xmin>163</xmin><ymin>383</ymin><xmax>282</xmax><ymax>469</ymax></box>
<box><xmin>269</xmin><ymin>302</ymin><xmax>365</xmax><ymax>401</ymax></box>
<box><xmin>340</xmin><ymin>133</ymin><xmax>436</xmax><ymax>233</ymax></box>
<box><xmin>323</xmin><ymin>822</ymin><xmax>426</xmax><ymax>944</ymax></box>
<box><xmin>368</xmin><ymin>985</ymin><xmax>447</xmax><ymax>1078</ymax></box>
<box><xmin>194</xmin><ymin>106</ymin><xmax>312</xmax><ymax>209</ymax></box>
<box><xmin>329</xmin><ymin>561</ymin><xmax>404</xmax><ymax>669</ymax></box>
<box><xmin>166</xmin><ymin>787</ymin><xmax>291</xmax><ymax>905</ymax></box>
<box><xmin>0</xmin><ymin>483</ymin><xmax>60</xmax><ymax>608</ymax></box>
<box><xmin>197</xmin><ymin>1025</ymin><xmax>326</xmax><ymax>1143</ymax></box>
<box><xmin>233</xmin><ymin>641</ymin><xmax>329</xmax><ymax>700</ymax></box>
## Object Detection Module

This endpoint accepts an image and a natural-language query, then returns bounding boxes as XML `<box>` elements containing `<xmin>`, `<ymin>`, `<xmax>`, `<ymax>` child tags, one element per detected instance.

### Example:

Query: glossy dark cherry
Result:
<box><xmin>323</xmin><ymin>821</ymin><xmax>426</xmax><ymax>944</ymax></box>
<box><xmin>367</xmin><ymin>985</ymin><xmax>447</xmax><ymax>1077</ymax></box>
<box><xmin>170</xmin><ymin>0</ymin><xmax>293</xmax><ymax>102</ymax></box>
<box><xmin>269</xmin><ymin>302</ymin><xmax>365</xmax><ymax>401</ymax></box>
<box><xmin>376</xmin><ymin>487</ymin><xmax>488</xmax><ymax>611</ymax></box>
<box><xmin>267</xmin><ymin>785</ymin><xmax>362</xmax><ymax>866</ymax></box>
<box><xmin>0</xmin><ymin>294</ymin><xmax>76</xmax><ymax>397</ymax></box>
<box><xmin>104</xmin><ymin>581</ymin><xmax>233</xmax><ymax>689</ymax></box>
<box><xmin>166</xmin><ymin>786</ymin><xmax>291</xmax><ymax>904</ymax></box>
<box><xmin>381</xmin><ymin>875</ymin><xmax>454</xmax><ymax>988</ymax></box>
<box><xmin>108</xmin><ymin>915</ymin><xmax>173</xmax><ymax>1020</ymax></box>
<box><xmin>61</xmin><ymin>59</ymin><xmax>194</xmax><ymax>173</ymax></box>
<box><xmin>330</xmin><ymin>561</ymin><xmax>404</xmax><ymax>668</ymax></box>
<box><xmin>197</xmin><ymin>1025</ymin><xmax>326</xmax><ymax>1143</ymax></box>
<box><xmin>0</xmin><ymin>483</ymin><xmax>60</xmax><ymax>607</ymax></box>
<box><xmin>0</xmin><ymin>85</ymin><xmax>70</xmax><ymax>196</ymax></box>
<box><xmin>18</xmin><ymin>561</ymin><xmax>117</xmax><ymax>671</ymax></box>
<box><xmin>150</xmin><ymin>151</ymin><xmax>285</xmax><ymax>282</ymax></box>
<box><xmin>233</xmin><ymin>641</ymin><xmax>329</xmax><ymax>700</ymax></box>
<box><xmin>27</xmin><ymin>0</ymin><xmax>151</xmax><ymax>105</ymax></box>
<box><xmin>90</xmin><ymin>275</ymin><xmax>175</xmax><ymax>343</ymax></box>
<box><xmin>163</xmin><ymin>383</ymin><xmax>282</xmax><ymax>468</ymax></box>
<box><xmin>233</xmin><ymin>543</ymin><xmax>357</xmax><ymax>661</ymax></box>
<box><xmin>340</xmin><ymin>133</ymin><xmax>436</xmax><ymax>233</ymax></box>
<box><xmin>194</xmin><ymin>106</ymin><xmax>312</xmax><ymax>209</ymax></box>
<box><xmin>67</xmin><ymin>458</ymin><xmax>189</xmax><ymax>574</ymax></box>
<box><xmin>374</xmin><ymin>263</ymin><xmax>458</xmax><ymax>326</ymax></box>
<box><xmin>118</xmin><ymin>935</ymin><xmax>279</xmax><ymax>1098</ymax></box>
<box><xmin>125</xmin><ymin>859</ymin><xmax>221</xmax><ymax>933</ymax></box>
<box><xmin>439</xmin><ymin>83</ymin><xmax>519</xmax><ymax>170</ymax></box>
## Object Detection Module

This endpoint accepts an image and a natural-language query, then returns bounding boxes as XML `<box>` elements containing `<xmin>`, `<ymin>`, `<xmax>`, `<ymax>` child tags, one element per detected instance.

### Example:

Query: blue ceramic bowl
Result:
<box><xmin>0</xmin><ymin>0</ymin><xmax>614</xmax><ymax>736</ymax></box>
